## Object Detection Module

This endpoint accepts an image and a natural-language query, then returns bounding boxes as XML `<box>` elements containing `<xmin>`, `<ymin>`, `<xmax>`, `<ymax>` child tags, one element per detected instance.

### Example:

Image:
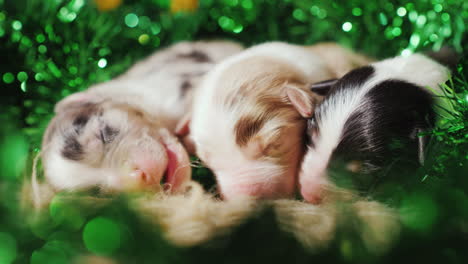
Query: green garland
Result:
<box><xmin>0</xmin><ymin>0</ymin><xmax>467</xmax><ymax>263</ymax></box>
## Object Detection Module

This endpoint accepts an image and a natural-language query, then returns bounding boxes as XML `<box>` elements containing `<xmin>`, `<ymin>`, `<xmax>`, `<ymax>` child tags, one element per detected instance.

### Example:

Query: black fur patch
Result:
<box><xmin>332</xmin><ymin>66</ymin><xmax>375</xmax><ymax>93</ymax></box>
<box><xmin>70</xmin><ymin>104</ymin><xmax>99</xmax><ymax>134</ymax></box>
<box><xmin>72</xmin><ymin>114</ymin><xmax>89</xmax><ymax>134</ymax></box>
<box><xmin>62</xmin><ymin>136</ymin><xmax>84</xmax><ymax>161</ymax></box>
<box><xmin>312</xmin><ymin>66</ymin><xmax>375</xmax><ymax>140</ymax></box>
<box><xmin>100</xmin><ymin>125</ymin><xmax>119</xmax><ymax>144</ymax></box>
<box><xmin>309</xmin><ymin>79</ymin><xmax>338</xmax><ymax>96</ymax></box>
<box><xmin>305</xmin><ymin>118</ymin><xmax>318</xmax><ymax>147</ymax></box>
<box><xmin>180</xmin><ymin>80</ymin><xmax>192</xmax><ymax>96</ymax></box>
<box><xmin>178</xmin><ymin>50</ymin><xmax>211</xmax><ymax>63</ymax></box>
<box><xmin>334</xmin><ymin>79</ymin><xmax>435</xmax><ymax>170</ymax></box>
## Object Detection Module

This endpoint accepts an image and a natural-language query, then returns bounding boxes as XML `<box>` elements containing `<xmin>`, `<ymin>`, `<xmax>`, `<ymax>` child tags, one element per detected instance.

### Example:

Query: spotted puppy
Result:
<box><xmin>41</xmin><ymin>40</ymin><xmax>244</xmax><ymax>192</ymax></box>
<box><xmin>299</xmin><ymin>53</ymin><xmax>450</xmax><ymax>203</ymax></box>
<box><xmin>178</xmin><ymin>42</ymin><xmax>372</xmax><ymax>200</ymax></box>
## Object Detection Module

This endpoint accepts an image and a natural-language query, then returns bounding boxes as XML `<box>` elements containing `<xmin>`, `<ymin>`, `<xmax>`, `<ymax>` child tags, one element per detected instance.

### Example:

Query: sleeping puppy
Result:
<box><xmin>299</xmin><ymin>54</ymin><xmax>451</xmax><ymax>204</ymax></box>
<box><xmin>41</xmin><ymin>40</ymin><xmax>243</xmax><ymax>193</ymax></box>
<box><xmin>178</xmin><ymin>42</ymin><xmax>372</xmax><ymax>200</ymax></box>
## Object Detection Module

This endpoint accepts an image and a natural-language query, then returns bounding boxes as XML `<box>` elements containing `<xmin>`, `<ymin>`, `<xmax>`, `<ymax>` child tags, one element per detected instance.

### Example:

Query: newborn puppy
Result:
<box><xmin>299</xmin><ymin>54</ymin><xmax>450</xmax><ymax>203</ymax></box>
<box><xmin>41</xmin><ymin>41</ymin><xmax>243</xmax><ymax>193</ymax></box>
<box><xmin>180</xmin><ymin>42</ymin><xmax>372</xmax><ymax>200</ymax></box>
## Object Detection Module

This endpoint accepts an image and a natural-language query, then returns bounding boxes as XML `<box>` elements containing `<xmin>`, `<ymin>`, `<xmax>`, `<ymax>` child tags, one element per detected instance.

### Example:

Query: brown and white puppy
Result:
<box><xmin>179</xmin><ymin>42</ymin><xmax>372</xmax><ymax>200</ymax></box>
<box><xmin>41</xmin><ymin>41</ymin><xmax>243</xmax><ymax>193</ymax></box>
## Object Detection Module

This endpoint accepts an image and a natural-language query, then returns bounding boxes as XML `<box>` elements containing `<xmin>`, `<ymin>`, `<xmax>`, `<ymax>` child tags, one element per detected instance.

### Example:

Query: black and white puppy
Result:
<box><xmin>298</xmin><ymin>54</ymin><xmax>450</xmax><ymax>203</ymax></box>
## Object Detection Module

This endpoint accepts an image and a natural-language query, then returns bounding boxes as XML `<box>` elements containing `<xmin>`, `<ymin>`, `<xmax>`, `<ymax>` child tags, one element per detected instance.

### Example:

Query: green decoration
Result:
<box><xmin>82</xmin><ymin>217</ymin><xmax>122</xmax><ymax>255</ymax></box>
<box><xmin>0</xmin><ymin>232</ymin><xmax>17</xmax><ymax>264</ymax></box>
<box><xmin>0</xmin><ymin>0</ymin><xmax>467</xmax><ymax>263</ymax></box>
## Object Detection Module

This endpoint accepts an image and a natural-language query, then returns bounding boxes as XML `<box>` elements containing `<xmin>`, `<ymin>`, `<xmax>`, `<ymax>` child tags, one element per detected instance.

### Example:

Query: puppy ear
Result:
<box><xmin>175</xmin><ymin>113</ymin><xmax>195</xmax><ymax>154</ymax></box>
<box><xmin>309</xmin><ymin>79</ymin><xmax>338</xmax><ymax>96</ymax></box>
<box><xmin>286</xmin><ymin>85</ymin><xmax>317</xmax><ymax>118</ymax></box>
<box><xmin>175</xmin><ymin>112</ymin><xmax>191</xmax><ymax>137</ymax></box>
<box><xmin>54</xmin><ymin>92</ymin><xmax>98</xmax><ymax>113</ymax></box>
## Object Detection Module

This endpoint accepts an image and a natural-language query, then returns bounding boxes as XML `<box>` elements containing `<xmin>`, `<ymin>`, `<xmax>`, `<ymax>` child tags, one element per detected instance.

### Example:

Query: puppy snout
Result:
<box><xmin>130</xmin><ymin>148</ymin><xmax>168</xmax><ymax>186</ymax></box>
<box><xmin>130</xmin><ymin>159</ymin><xmax>163</xmax><ymax>185</ymax></box>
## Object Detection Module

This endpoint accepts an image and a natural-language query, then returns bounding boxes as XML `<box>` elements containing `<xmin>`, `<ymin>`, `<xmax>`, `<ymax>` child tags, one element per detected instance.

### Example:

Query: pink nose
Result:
<box><xmin>131</xmin><ymin>169</ymin><xmax>154</xmax><ymax>185</ymax></box>
<box><xmin>300</xmin><ymin>181</ymin><xmax>325</xmax><ymax>204</ymax></box>
<box><xmin>131</xmin><ymin>158</ymin><xmax>166</xmax><ymax>186</ymax></box>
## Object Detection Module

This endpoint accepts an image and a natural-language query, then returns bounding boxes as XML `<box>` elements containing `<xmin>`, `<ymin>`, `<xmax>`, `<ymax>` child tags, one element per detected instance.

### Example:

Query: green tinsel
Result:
<box><xmin>0</xmin><ymin>0</ymin><xmax>467</xmax><ymax>263</ymax></box>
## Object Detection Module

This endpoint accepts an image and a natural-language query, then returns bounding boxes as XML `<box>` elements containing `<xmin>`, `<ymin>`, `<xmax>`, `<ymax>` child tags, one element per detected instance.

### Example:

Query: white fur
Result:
<box><xmin>192</xmin><ymin>42</ymin><xmax>331</xmax><ymax>145</ymax></box>
<box><xmin>190</xmin><ymin>42</ymin><xmax>334</xmax><ymax>198</ymax></box>
<box><xmin>43</xmin><ymin>41</ymin><xmax>244</xmax><ymax>192</ymax></box>
<box><xmin>87</xmin><ymin>41</ymin><xmax>244</xmax><ymax>130</ymax></box>
<box><xmin>46</xmin><ymin>152</ymin><xmax>114</xmax><ymax>189</ymax></box>
<box><xmin>193</xmin><ymin>42</ymin><xmax>330</xmax><ymax>139</ymax></box>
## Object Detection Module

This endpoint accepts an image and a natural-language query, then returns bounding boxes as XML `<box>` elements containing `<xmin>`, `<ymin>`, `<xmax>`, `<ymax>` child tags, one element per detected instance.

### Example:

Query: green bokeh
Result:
<box><xmin>125</xmin><ymin>13</ymin><xmax>139</xmax><ymax>28</ymax></box>
<box><xmin>83</xmin><ymin>217</ymin><xmax>122</xmax><ymax>255</ymax></box>
<box><xmin>0</xmin><ymin>232</ymin><xmax>17</xmax><ymax>264</ymax></box>
<box><xmin>49</xmin><ymin>194</ymin><xmax>86</xmax><ymax>230</ymax></box>
<box><xmin>399</xmin><ymin>192</ymin><xmax>439</xmax><ymax>233</ymax></box>
<box><xmin>0</xmin><ymin>0</ymin><xmax>466</xmax><ymax>263</ymax></box>
<box><xmin>3</xmin><ymin>72</ymin><xmax>14</xmax><ymax>83</ymax></box>
<box><xmin>30</xmin><ymin>241</ymin><xmax>68</xmax><ymax>264</ymax></box>
<box><xmin>0</xmin><ymin>133</ymin><xmax>29</xmax><ymax>180</ymax></box>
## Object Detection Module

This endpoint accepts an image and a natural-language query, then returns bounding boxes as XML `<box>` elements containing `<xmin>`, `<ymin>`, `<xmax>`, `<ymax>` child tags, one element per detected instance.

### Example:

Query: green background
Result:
<box><xmin>0</xmin><ymin>0</ymin><xmax>467</xmax><ymax>263</ymax></box>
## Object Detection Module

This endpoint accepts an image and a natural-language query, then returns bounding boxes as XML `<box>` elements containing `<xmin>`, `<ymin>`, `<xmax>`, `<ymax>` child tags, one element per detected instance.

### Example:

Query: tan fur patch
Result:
<box><xmin>234</xmin><ymin>115</ymin><xmax>265</xmax><ymax>146</ymax></box>
<box><xmin>221</xmin><ymin>57</ymin><xmax>308</xmax><ymax>148</ymax></box>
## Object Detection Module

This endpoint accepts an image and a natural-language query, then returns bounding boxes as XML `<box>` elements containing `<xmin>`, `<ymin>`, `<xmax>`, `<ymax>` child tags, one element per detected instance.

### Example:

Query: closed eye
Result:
<box><xmin>99</xmin><ymin>125</ymin><xmax>119</xmax><ymax>144</ymax></box>
<box><xmin>99</xmin><ymin>129</ymin><xmax>106</xmax><ymax>143</ymax></box>
<box><xmin>306</xmin><ymin>117</ymin><xmax>318</xmax><ymax>146</ymax></box>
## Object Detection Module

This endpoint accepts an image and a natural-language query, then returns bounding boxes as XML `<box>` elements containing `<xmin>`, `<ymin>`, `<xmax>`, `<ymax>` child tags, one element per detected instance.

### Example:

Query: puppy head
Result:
<box><xmin>300</xmin><ymin>64</ymin><xmax>439</xmax><ymax>203</ymax></box>
<box><xmin>42</xmin><ymin>92</ymin><xmax>191</xmax><ymax>193</ymax></box>
<box><xmin>186</xmin><ymin>57</ymin><xmax>325</xmax><ymax>200</ymax></box>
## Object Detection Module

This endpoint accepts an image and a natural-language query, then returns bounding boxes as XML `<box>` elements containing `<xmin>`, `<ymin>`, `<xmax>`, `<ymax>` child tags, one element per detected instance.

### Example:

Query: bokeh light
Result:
<box><xmin>30</xmin><ymin>242</ymin><xmax>68</xmax><ymax>264</ymax></box>
<box><xmin>11</xmin><ymin>20</ymin><xmax>22</xmax><ymax>30</ymax></box>
<box><xmin>125</xmin><ymin>13</ymin><xmax>139</xmax><ymax>28</ymax></box>
<box><xmin>396</xmin><ymin>7</ymin><xmax>407</xmax><ymax>16</ymax></box>
<box><xmin>58</xmin><ymin>7</ymin><xmax>77</xmax><ymax>23</ymax></box>
<box><xmin>3</xmin><ymin>72</ymin><xmax>14</xmax><ymax>83</ymax></box>
<box><xmin>83</xmin><ymin>217</ymin><xmax>122</xmax><ymax>255</ymax></box>
<box><xmin>409</xmin><ymin>34</ymin><xmax>420</xmax><ymax>47</ymax></box>
<box><xmin>49</xmin><ymin>194</ymin><xmax>86</xmax><ymax>230</ymax></box>
<box><xmin>434</xmin><ymin>4</ymin><xmax>443</xmax><ymax>13</ymax></box>
<box><xmin>399</xmin><ymin>193</ymin><xmax>439</xmax><ymax>233</ymax></box>
<box><xmin>0</xmin><ymin>233</ymin><xmax>17</xmax><ymax>264</ymax></box>
<box><xmin>138</xmin><ymin>34</ymin><xmax>150</xmax><ymax>45</ymax></box>
<box><xmin>352</xmin><ymin>7</ymin><xmax>362</xmax><ymax>16</ymax></box>
<box><xmin>342</xmin><ymin>22</ymin><xmax>352</xmax><ymax>32</ymax></box>
<box><xmin>95</xmin><ymin>0</ymin><xmax>122</xmax><ymax>11</ymax></box>
<box><xmin>0</xmin><ymin>0</ymin><xmax>466</xmax><ymax>262</ymax></box>
<box><xmin>98</xmin><ymin>58</ymin><xmax>108</xmax><ymax>68</ymax></box>
<box><xmin>401</xmin><ymin>48</ymin><xmax>413</xmax><ymax>57</ymax></box>
<box><xmin>0</xmin><ymin>133</ymin><xmax>28</xmax><ymax>179</ymax></box>
<box><xmin>17</xmin><ymin>71</ymin><xmax>28</xmax><ymax>82</ymax></box>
